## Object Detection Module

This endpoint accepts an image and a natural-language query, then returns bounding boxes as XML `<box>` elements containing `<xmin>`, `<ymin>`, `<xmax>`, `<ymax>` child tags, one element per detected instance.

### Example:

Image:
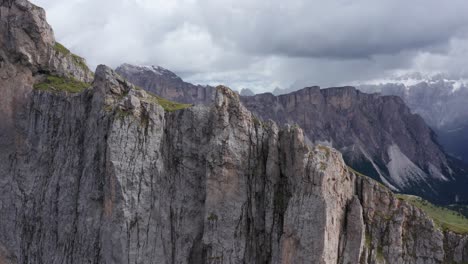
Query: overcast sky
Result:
<box><xmin>31</xmin><ymin>0</ymin><xmax>468</xmax><ymax>92</ymax></box>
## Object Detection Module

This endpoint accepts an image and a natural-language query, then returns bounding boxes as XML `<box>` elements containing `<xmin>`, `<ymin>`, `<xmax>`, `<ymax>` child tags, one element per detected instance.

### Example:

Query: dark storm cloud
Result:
<box><xmin>199</xmin><ymin>0</ymin><xmax>468</xmax><ymax>58</ymax></box>
<box><xmin>31</xmin><ymin>0</ymin><xmax>468</xmax><ymax>92</ymax></box>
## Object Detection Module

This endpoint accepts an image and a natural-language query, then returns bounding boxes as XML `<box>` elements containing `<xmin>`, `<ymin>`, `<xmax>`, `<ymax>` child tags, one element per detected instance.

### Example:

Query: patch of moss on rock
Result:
<box><xmin>155</xmin><ymin>96</ymin><xmax>192</xmax><ymax>112</ymax></box>
<box><xmin>252</xmin><ymin>115</ymin><xmax>268</xmax><ymax>129</ymax></box>
<box><xmin>376</xmin><ymin>245</ymin><xmax>384</xmax><ymax>262</ymax></box>
<box><xmin>207</xmin><ymin>213</ymin><xmax>218</xmax><ymax>222</ymax></box>
<box><xmin>34</xmin><ymin>75</ymin><xmax>90</xmax><ymax>93</ymax></box>
<box><xmin>365</xmin><ymin>231</ymin><xmax>372</xmax><ymax>248</ymax></box>
<box><xmin>115</xmin><ymin>108</ymin><xmax>131</xmax><ymax>120</ymax></box>
<box><xmin>145</xmin><ymin>92</ymin><xmax>192</xmax><ymax>112</ymax></box>
<box><xmin>53</xmin><ymin>42</ymin><xmax>70</xmax><ymax>55</ymax></box>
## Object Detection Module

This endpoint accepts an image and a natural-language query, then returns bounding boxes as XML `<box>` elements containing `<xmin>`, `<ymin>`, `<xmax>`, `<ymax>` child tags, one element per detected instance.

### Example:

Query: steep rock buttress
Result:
<box><xmin>1</xmin><ymin>1</ymin><xmax>468</xmax><ymax>263</ymax></box>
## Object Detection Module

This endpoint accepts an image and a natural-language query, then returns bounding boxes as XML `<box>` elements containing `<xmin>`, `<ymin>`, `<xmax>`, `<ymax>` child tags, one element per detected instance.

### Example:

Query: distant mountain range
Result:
<box><xmin>358</xmin><ymin>78</ymin><xmax>468</xmax><ymax>163</ymax></box>
<box><xmin>116</xmin><ymin>64</ymin><xmax>468</xmax><ymax>204</ymax></box>
<box><xmin>116</xmin><ymin>64</ymin><xmax>216</xmax><ymax>104</ymax></box>
<box><xmin>191</xmin><ymin>72</ymin><xmax>468</xmax><ymax>165</ymax></box>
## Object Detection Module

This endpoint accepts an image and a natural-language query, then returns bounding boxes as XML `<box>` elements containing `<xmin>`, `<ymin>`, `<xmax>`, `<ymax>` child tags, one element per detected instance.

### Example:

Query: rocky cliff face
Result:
<box><xmin>0</xmin><ymin>0</ymin><xmax>93</xmax><ymax>209</ymax></box>
<box><xmin>116</xmin><ymin>64</ymin><xmax>468</xmax><ymax>204</ymax></box>
<box><xmin>2</xmin><ymin>64</ymin><xmax>468</xmax><ymax>263</ymax></box>
<box><xmin>241</xmin><ymin>87</ymin><xmax>468</xmax><ymax>204</ymax></box>
<box><xmin>2</xmin><ymin>1</ymin><xmax>468</xmax><ymax>263</ymax></box>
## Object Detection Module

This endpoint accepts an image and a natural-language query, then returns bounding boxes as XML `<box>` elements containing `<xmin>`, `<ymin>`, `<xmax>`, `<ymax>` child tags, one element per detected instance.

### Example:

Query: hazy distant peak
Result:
<box><xmin>240</xmin><ymin>88</ymin><xmax>255</xmax><ymax>96</ymax></box>
<box><xmin>359</xmin><ymin>71</ymin><xmax>468</xmax><ymax>89</ymax></box>
<box><xmin>116</xmin><ymin>63</ymin><xmax>182</xmax><ymax>80</ymax></box>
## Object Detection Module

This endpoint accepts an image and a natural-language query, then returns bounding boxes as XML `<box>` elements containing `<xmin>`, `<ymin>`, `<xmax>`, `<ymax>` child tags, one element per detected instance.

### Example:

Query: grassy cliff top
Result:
<box><xmin>153</xmin><ymin>95</ymin><xmax>192</xmax><ymax>112</ymax></box>
<box><xmin>396</xmin><ymin>194</ymin><xmax>468</xmax><ymax>234</ymax></box>
<box><xmin>142</xmin><ymin>90</ymin><xmax>192</xmax><ymax>112</ymax></box>
<box><xmin>34</xmin><ymin>75</ymin><xmax>90</xmax><ymax>93</ymax></box>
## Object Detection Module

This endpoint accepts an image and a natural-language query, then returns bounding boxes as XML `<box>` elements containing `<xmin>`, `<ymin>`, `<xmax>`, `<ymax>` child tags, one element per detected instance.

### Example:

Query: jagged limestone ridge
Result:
<box><xmin>1</xmin><ymin>0</ymin><xmax>468</xmax><ymax>263</ymax></box>
<box><xmin>0</xmin><ymin>64</ymin><xmax>466</xmax><ymax>263</ymax></box>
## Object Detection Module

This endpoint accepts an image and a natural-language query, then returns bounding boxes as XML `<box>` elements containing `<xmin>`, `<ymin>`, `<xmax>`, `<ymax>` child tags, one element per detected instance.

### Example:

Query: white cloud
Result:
<box><xmin>31</xmin><ymin>0</ymin><xmax>468</xmax><ymax>92</ymax></box>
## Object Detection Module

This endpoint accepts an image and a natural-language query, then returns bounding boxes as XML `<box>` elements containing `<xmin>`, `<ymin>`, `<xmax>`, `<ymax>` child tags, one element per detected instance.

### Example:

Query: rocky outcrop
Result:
<box><xmin>0</xmin><ymin>0</ymin><xmax>93</xmax><ymax>82</ymax></box>
<box><xmin>115</xmin><ymin>63</ymin><xmax>215</xmax><ymax>104</ymax></box>
<box><xmin>2</xmin><ymin>1</ymin><xmax>468</xmax><ymax>263</ymax></box>
<box><xmin>1</xmin><ymin>63</ymin><xmax>468</xmax><ymax>263</ymax></box>
<box><xmin>115</xmin><ymin>63</ymin><xmax>467</xmax><ymax>204</ymax></box>
<box><xmin>357</xmin><ymin>174</ymin><xmax>468</xmax><ymax>264</ymax></box>
<box><xmin>0</xmin><ymin>0</ymin><xmax>94</xmax><ymax>220</ymax></box>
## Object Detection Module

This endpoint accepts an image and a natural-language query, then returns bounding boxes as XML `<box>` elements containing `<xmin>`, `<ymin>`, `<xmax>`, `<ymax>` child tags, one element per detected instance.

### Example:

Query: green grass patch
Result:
<box><xmin>34</xmin><ymin>75</ymin><xmax>90</xmax><ymax>93</ymax></box>
<box><xmin>396</xmin><ymin>194</ymin><xmax>468</xmax><ymax>234</ymax></box>
<box><xmin>145</xmin><ymin>92</ymin><xmax>192</xmax><ymax>112</ymax></box>
<box><xmin>115</xmin><ymin>108</ymin><xmax>131</xmax><ymax>119</ymax></box>
<box><xmin>156</xmin><ymin>96</ymin><xmax>191</xmax><ymax>111</ymax></box>
<box><xmin>54</xmin><ymin>42</ymin><xmax>70</xmax><ymax>55</ymax></box>
<box><xmin>207</xmin><ymin>213</ymin><xmax>218</xmax><ymax>222</ymax></box>
<box><xmin>376</xmin><ymin>245</ymin><xmax>384</xmax><ymax>261</ymax></box>
<box><xmin>365</xmin><ymin>232</ymin><xmax>371</xmax><ymax>248</ymax></box>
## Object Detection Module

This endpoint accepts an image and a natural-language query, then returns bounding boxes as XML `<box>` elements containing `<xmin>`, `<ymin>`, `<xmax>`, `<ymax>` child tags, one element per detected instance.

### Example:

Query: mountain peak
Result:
<box><xmin>215</xmin><ymin>85</ymin><xmax>241</xmax><ymax>108</ymax></box>
<box><xmin>116</xmin><ymin>63</ymin><xmax>216</xmax><ymax>104</ymax></box>
<box><xmin>240</xmin><ymin>88</ymin><xmax>255</xmax><ymax>96</ymax></box>
<box><xmin>117</xmin><ymin>63</ymin><xmax>181</xmax><ymax>80</ymax></box>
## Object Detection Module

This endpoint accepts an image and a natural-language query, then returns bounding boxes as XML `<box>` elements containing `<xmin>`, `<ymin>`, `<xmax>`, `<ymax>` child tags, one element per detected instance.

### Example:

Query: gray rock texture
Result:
<box><xmin>0</xmin><ymin>0</ymin><xmax>94</xmax><ymax>185</ymax></box>
<box><xmin>240</xmin><ymin>87</ymin><xmax>467</xmax><ymax>203</ymax></box>
<box><xmin>3</xmin><ymin>67</ymin><xmax>468</xmax><ymax>263</ymax></box>
<box><xmin>0</xmin><ymin>0</ymin><xmax>93</xmax><ymax>82</ymax></box>
<box><xmin>1</xmin><ymin>1</ymin><xmax>468</xmax><ymax>263</ymax></box>
<box><xmin>116</xmin><ymin>63</ymin><xmax>468</xmax><ymax>204</ymax></box>
<box><xmin>3</xmin><ymin>63</ymin><xmax>468</xmax><ymax>263</ymax></box>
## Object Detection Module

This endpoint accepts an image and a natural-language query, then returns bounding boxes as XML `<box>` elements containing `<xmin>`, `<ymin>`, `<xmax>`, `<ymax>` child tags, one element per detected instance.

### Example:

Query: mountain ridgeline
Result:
<box><xmin>1</xmin><ymin>0</ymin><xmax>468</xmax><ymax>263</ymax></box>
<box><xmin>116</xmin><ymin>64</ymin><xmax>216</xmax><ymax>104</ymax></box>
<box><xmin>359</xmin><ymin>81</ymin><xmax>468</xmax><ymax>164</ymax></box>
<box><xmin>116</xmin><ymin>64</ymin><xmax>468</xmax><ymax>205</ymax></box>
